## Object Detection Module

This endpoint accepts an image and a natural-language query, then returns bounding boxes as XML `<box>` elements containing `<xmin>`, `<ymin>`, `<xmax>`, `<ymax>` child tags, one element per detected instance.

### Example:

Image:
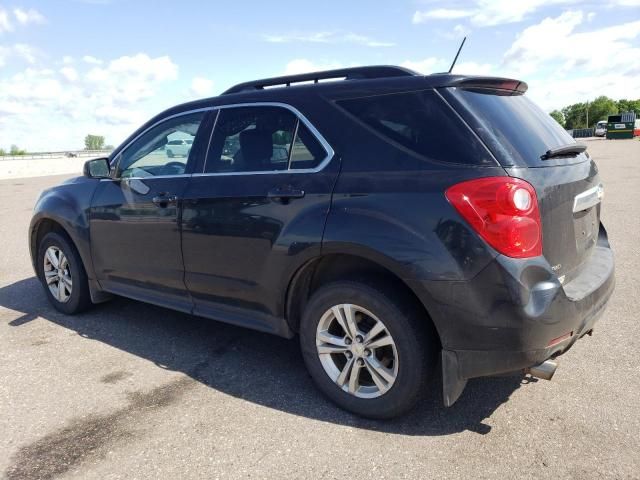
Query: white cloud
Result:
<box><xmin>13</xmin><ymin>8</ymin><xmax>45</xmax><ymax>25</ymax></box>
<box><xmin>528</xmin><ymin>73</ymin><xmax>640</xmax><ymax>112</ymax></box>
<box><xmin>189</xmin><ymin>76</ymin><xmax>214</xmax><ymax>97</ymax></box>
<box><xmin>264</xmin><ymin>31</ymin><xmax>394</xmax><ymax>48</ymax></box>
<box><xmin>452</xmin><ymin>24</ymin><xmax>471</xmax><ymax>37</ymax></box>
<box><xmin>283</xmin><ymin>59</ymin><xmax>346</xmax><ymax>75</ymax></box>
<box><xmin>453</xmin><ymin>61</ymin><xmax>495</xmax><ymax>75</ymax></box>
<box><xmin>0</xmin><ymin>43</ymin><xmax>37</xmax><ymax>66</ymax></box>
<box><xmin>400</xmin><ymin>57</ymin><xmax>447</xmax><ymax>74</ymax></box>
<box><xmin>0</xmin><ymin>6</ymin><xmax>45</xmax><ymax>33</ymax></box>
<box><xmin>0</xmin><ymin>8</ymin><xmax>13</xmax><ymax>33</ymax></box>
<box><xmin>82</xmin><ymin>55</ymin><xmax>102</xmax><ymax>65</ymax></box>
<box><xmin>413</xmin><ymin>9</ymin><xmax>474</xmax><ymax>23</ymax></box>
<box><xmin>84</xmin><ymin>53</ymin><xmax>178</xmax><ymax>103</ymax></box>
<box><xmin>503</xmin><ymin>11</ymin><xmax>640</xmax><ymax>77</ymax></box>
<box><xmin>0</xmin><ymin>53</ymin><xmax>180</xmax><ymax>151</ymax></box>
<box><xmin>60</xmin><ymin>66</ymin><xmax>78</xmax><ymax>82</ymax></box>
<box><xmin>400</xmin><ymin>57</ymin><xmax>493</xmax><ymax>75</ymax></box>
<box><xmin>413</xmin><ymin>0</ymin><xmax>581</xmax><ymax>27</ymax></box>
<box><xmin>497</xmin><ymin>10</ymin><xmax>640</xmax><ymax>110</ymax></box>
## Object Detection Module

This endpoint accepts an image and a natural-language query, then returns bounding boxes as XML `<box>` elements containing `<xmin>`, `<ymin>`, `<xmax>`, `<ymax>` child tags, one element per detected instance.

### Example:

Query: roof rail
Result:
<box><xmin>222</xmin><ymin>65</ymin><xmax>417</xmax><ymax>95</ymax></box>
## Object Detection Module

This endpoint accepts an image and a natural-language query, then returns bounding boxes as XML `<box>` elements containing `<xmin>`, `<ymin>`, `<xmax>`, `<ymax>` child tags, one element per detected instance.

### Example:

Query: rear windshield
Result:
<box><xmin>446</xmin><ymin>87</ymin><xmax>577</xmax><ymax>166</ymax></box>
<box><xmin>337</xmin><ymin>90</ymin><xmax>495</xmax><ymax>166</ymax></box>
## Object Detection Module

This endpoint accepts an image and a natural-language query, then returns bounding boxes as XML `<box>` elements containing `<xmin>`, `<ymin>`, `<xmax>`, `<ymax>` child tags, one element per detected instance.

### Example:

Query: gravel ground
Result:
<box><xmin>1</xmin><ymin>138</ymin><xmax>639</xmax><ymax>480</ymax></box>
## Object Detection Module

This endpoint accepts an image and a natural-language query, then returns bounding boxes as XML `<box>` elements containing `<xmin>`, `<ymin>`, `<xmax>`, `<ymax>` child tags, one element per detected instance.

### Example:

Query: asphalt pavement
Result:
<box><xmin>1</xmin><ymin>138</ymin><xmax>638</xmax><ymax>479</ymax></box>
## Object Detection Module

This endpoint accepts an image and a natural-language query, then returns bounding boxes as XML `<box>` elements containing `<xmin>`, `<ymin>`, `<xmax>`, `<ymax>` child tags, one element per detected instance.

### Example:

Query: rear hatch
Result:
<box><xmin>442</xmin><ymin>82</ymin><xmax>602</xmax><ymax>282</ymax></box>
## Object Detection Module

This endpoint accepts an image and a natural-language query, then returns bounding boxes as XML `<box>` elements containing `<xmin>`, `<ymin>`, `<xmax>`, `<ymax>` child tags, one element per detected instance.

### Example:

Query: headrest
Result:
<box><xmin>239</xmin><ymin>129</ymin><xmax>272</xmax><ymax>169</ymax></box>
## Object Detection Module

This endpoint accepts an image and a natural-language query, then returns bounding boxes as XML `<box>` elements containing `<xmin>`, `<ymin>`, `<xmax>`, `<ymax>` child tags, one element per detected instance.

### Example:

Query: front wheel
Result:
<box><xmin>37</xmin><ymin>232</ymin><xmax>92</xmax><ymax>315</ymax></box>
<box><xmin>300</xmin><ymin>281</ymin><xmax>437</xmax><ymax>419</ymax></box>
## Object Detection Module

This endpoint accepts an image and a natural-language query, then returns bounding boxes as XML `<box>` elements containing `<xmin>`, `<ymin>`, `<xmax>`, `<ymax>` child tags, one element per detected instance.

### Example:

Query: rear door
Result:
<box><xmin>444</xmin><ymin>87</ymin><xmax>602</xmax><ymax>282</ymax></box>
<box><xmin>181</xmin><ymin>104</ymin><xmax>338</xmax><ymax>325</ymax></box>
<box><xmin>90</xmin><ymin>110</ymin><xmax>211</xmax><ymax>311</ymax></box>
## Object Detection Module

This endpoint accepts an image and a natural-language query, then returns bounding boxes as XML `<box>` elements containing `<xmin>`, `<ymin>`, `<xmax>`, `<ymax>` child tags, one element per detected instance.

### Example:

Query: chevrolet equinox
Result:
<box><xmin>29</xmin><ymin>66</ymin><xmax>615</xmax><ymax>419</ymax></box>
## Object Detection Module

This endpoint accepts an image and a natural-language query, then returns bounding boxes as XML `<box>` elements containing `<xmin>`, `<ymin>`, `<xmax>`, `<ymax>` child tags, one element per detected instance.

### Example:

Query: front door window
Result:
<box><xmin>117</xmin><ymin>111</ymin><xmax>205</xmax><ymax>178</ymax></box>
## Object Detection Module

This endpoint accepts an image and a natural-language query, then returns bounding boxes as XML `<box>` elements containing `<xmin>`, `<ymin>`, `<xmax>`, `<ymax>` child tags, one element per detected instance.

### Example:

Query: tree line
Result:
<box><xmin>0</xmin><ymin>145</ymin><xmax>27</xmax><ymax>156</ymax></box>
<box><xmin>550</xmin><ymin>96</ymin><xmax>640</xmax><ymax>130</ymax></box>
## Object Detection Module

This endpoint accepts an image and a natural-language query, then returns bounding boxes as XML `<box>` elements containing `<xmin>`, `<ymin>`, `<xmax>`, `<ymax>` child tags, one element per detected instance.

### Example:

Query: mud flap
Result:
<box><xmin>442</xmin><ymin>350</ymin><xmax>468</xmax><ymax>407</ymax></box>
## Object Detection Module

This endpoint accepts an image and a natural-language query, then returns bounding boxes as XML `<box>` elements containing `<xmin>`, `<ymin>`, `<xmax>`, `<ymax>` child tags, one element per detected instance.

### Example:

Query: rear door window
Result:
<box><xmin>337</xmin><ymin>90</ymin><xmax>494</xmax><ymax>166</ymax></box>
<box><xmin>205</xmin><ymin>106</ymin><xmax>329</xmax><ymax>173</ymax></box>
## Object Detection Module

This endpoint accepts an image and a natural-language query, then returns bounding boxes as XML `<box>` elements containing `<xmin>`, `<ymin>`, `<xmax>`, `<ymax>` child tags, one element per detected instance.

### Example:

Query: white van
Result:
<box><xmin>595</xmin><ymin>120</ymin><xmax>607</xmax><ymax>137</ymax></box>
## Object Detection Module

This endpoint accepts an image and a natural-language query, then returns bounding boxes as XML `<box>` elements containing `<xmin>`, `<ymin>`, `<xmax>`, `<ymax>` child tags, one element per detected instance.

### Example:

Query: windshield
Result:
<box><xmin>446</xmin><ymin>87</ymin><xmax>578</xmax><ymax>167</ymax></box>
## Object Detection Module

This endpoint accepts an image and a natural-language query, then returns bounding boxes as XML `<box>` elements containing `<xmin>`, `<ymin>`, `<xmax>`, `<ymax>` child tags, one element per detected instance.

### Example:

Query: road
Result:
<box><xmin>1</xmin><ymin>139</ymin><xmax>639</xmax><ymax>479</ymax></box>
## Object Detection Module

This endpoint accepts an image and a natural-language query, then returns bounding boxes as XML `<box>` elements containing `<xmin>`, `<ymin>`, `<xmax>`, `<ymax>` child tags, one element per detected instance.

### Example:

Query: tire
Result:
<box><xmin>37</xmin><ymin>231</ymin><xmax>92</xmax><ymax>315</ymax></box>
<box><xmin>299</xmin><ymin>280</ymin><xmax>437</xmax><ymax>419</ymax></box>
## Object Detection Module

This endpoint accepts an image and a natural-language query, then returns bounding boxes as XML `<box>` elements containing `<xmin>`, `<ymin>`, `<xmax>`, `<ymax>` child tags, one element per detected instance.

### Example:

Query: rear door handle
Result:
<box><xmin>152</xmin><ymin>194</ymin><xmax>178</xmax><ymax>207</ymax></box>
<box><xmin>267</xmin><ymin>187</ymin><xmax>305</xmax><ymax>200</ymax></box>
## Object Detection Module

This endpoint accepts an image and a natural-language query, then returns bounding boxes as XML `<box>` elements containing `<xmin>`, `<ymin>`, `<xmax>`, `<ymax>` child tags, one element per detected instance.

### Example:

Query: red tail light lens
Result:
<box><xmin>445</xmin><ymin>177</ymin><xmax>542</xmax><ymax>258</ymax></box>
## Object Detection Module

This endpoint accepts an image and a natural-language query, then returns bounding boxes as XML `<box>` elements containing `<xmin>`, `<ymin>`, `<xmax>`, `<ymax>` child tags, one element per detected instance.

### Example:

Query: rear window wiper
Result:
<box><xmin>541</xmin><ymin>143</ymin><xmax>587</xmax><ymax>160</ymax></box>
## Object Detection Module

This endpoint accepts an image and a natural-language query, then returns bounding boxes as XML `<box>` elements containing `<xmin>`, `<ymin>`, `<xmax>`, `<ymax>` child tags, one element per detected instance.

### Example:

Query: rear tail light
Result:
<box><xmin>445</xmin><ymin>177</ymin><xmax>542</xmax><ymax>258</ymax></box>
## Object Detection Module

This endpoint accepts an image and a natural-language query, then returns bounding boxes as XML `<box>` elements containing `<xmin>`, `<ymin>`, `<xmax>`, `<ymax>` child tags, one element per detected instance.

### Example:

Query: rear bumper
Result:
<box><xmin>409</xmin><ymin>224</ymin><xmax>615</xmax><ymax>405</ymax></box>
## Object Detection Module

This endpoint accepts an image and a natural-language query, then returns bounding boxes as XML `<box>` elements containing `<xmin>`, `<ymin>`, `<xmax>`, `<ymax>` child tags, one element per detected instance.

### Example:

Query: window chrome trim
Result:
<box><xmin>106</xmin><ymin>101</ymin><xmax>335</xmax><ymax>180</ymax></box>
<box><xmin>99</xmin><ymin>173</ymin><xmax>193</xmax><ymax>181</ymax></box>
<box><xmin>194</xmin><ymin>101</ymin><xmax>335</xmax><ymax>177</ymax></box>
<box><xmin>286</xmin><ymin>118</ymin><xmax>301</xmax><ymax>170</ymax></box>
<box><xmin>202</xmin><ymin>109</ymin><xmax>221</xmax><ymax>174</ymax></box>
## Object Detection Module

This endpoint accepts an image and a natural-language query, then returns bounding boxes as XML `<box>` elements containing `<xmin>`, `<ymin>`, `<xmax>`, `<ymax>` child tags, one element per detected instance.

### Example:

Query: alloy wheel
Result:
<box><xmin>315</xmin><ymin>304</ymin><xmax>398</xmax><ymax>398</ymax></box>
<box><xmin>43</xmin><ymin>246</ymin><xmax>72</xmax><ymax>303</ymax></box>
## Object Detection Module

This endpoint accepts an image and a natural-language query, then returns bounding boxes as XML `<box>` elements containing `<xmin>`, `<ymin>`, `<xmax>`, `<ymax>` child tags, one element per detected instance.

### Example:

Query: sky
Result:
<box><xmin>0</xmin><ymin>0</ymin><xmax>639</xmax><ymax>151</ymax></box>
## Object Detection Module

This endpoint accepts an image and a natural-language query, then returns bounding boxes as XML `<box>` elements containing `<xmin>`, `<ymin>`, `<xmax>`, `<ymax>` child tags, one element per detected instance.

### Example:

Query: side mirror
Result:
<box><xmin>83</xmin><ymin>157</ymin><xmax>111</xmax><ymax>179</ymax></box>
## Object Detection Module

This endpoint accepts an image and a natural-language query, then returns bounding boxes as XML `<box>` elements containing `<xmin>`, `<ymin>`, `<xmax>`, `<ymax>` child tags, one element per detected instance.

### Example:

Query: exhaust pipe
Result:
<box><xmin>526</xmin><ymin>360</ymin><xmax>558</xmax><ymax>380</ymax></box>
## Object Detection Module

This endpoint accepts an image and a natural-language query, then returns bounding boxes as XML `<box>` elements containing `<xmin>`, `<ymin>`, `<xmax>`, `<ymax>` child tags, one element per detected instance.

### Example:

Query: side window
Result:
<box><xmin>289</xmin><ymin>123</ymin><xmax>327</xmax><ymax>170</ymax></box>
<box><xmin>117</xmin><ymin>111</ymin><xmax>205</xmax><ymax>178</ymax></box>
<box><xmin>205</xmin><ymin>106</ymin><xmax>329</xmax><ymax>173</ymax></box>
<box><xmin>207</xmin><ymin>107</ymin><xmax>296</xmax><ymax>173</ymax></box>
<box><xmin>337</xmin><ymin>90</ymin><xmax>493</xmax><ymax>166</ymax></box>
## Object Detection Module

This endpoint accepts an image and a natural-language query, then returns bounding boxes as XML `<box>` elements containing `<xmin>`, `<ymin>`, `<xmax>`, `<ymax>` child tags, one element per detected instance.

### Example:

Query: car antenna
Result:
<box><xmin>448</xmin><ymin>36</ymin><xmax>467</xmax><ymax>73</ymax></box>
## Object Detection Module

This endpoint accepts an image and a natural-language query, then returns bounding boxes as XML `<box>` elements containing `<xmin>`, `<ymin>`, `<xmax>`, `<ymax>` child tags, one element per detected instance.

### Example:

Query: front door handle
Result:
<box><xmin>152</xmin><ymin>194</ymin><xmax>178</xmax><ymax>207</ymax></box>
<box><xmin>267</xmin><ymin>187</ymin><xmax>305</xmax><ymax>201</ymax></box>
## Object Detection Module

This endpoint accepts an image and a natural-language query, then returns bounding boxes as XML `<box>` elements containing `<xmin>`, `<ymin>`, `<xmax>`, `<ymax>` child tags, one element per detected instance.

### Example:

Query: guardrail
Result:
<box><xmin>0</xmin><ymin>150</ymin><xmax>113</xmax><ymax>161</ymax></box>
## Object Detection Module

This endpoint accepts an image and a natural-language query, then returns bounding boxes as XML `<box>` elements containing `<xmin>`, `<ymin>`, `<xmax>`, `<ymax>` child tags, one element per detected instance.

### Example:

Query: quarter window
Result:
<box><xmin>117</xmin><ymin>112</ymin><xmax>205</xmax><ymax>178</ymax></box>
<box><xmin>337</xmin><ymin>90</ymin><xmax>493</xmax><ymax>166</ymax></box>
<box><xmin>205</xmin><ymin>106</ymin><xmax>328</xmax><ymax>173</ymax></box>
<box><xmin>289</xmin><ymin>123</ymin><xmax>326</xmax><ymax>170</ymax></box>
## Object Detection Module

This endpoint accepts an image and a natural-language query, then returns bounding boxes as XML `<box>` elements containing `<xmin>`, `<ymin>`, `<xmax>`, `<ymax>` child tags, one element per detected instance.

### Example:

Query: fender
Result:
<box><xmin>29</xmin><ymin>177</ymin><xmax>100</xmax><ymax>289</ymax></box>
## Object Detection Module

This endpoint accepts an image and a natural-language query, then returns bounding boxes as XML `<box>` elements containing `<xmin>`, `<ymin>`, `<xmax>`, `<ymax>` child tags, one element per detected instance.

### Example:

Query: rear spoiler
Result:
<box><xmin>451</xmin><ymin>77</ymin><xmax>528</xmax><ymax>95</ymax></box>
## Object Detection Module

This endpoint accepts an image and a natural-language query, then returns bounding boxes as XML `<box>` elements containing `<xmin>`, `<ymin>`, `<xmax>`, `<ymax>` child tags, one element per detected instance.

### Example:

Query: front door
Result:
<box><xmin>90</xmin><ymin>110</ymin><xmax>210</xmax><ymax>311</ymax></box>
<box><xmin>181</xmin><ymin>105</ymin><xmax>337</xmax><ymax>326</ymax></box>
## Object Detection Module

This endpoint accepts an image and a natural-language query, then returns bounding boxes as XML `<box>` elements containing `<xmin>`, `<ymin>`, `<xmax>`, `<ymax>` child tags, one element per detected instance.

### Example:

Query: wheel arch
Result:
<box><xmin>30</xmin><ymin>216</ymin><xmax>76</xmax><ymax>270</ymax></box>
<box><xmin>284</xmin><ymin>251</ymin><xmax>442</xmax><ymax>348</ymax></box>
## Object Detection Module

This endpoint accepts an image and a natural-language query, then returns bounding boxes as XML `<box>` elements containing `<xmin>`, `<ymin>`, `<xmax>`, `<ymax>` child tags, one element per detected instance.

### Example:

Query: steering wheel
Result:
<box><xmin>162</xmin><ymin>161</ymin><xmax>186</xmax><ymax>175</ymax></box>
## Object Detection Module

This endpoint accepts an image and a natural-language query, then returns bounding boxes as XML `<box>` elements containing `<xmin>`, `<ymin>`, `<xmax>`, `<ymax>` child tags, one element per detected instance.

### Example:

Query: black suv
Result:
<box><xmin>29</xmin><ymin>66</ymin><xmax>615</xmax><ymax>419</ymax></box>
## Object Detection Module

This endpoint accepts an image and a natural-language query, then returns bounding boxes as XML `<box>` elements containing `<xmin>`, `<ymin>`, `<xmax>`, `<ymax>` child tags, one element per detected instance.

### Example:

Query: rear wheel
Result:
<box><xmin>37</xmin><ymin>232</ymin><xmax>92</xmax><ymax>314</ymax></box>
<box><xmin>300</xmin><ymin>281</ymin><xmax>436</xmax><ymax>419</ymax></box>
